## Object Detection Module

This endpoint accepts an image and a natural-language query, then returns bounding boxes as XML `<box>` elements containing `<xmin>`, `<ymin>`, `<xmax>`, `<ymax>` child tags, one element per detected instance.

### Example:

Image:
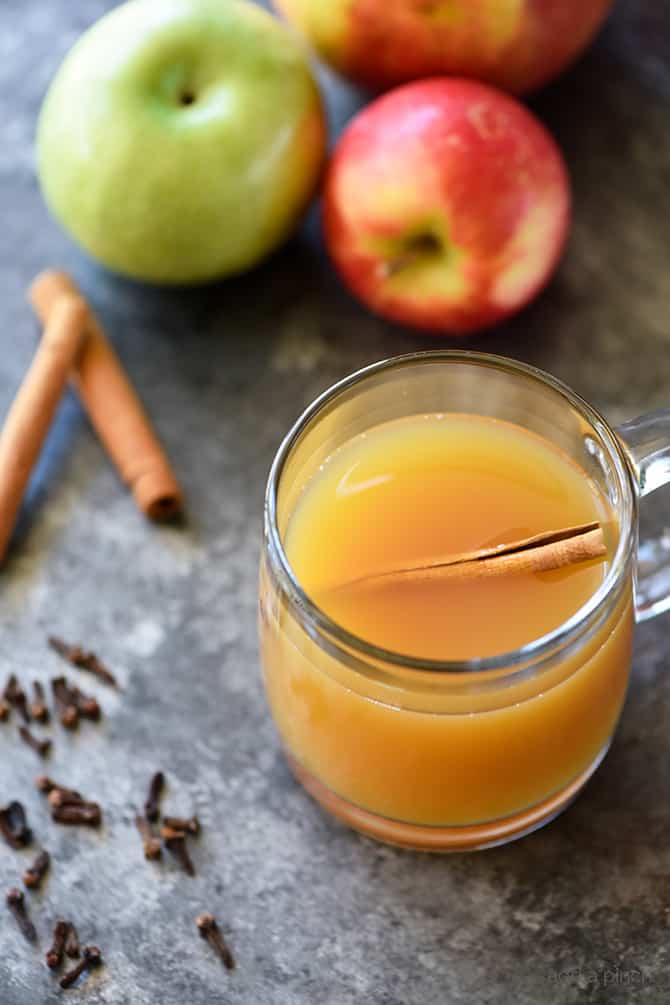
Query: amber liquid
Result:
<box><xmin>286</xmin><ymin>414</ymin><xmax>609</xmax><ymax>660</ymax></box>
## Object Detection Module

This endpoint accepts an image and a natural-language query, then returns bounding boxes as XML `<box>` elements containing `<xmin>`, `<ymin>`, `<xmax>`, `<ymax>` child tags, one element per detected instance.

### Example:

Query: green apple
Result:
<box><xmin>37</xmin><ymin>0</ymin><xmax>326</xmax><ymax>284</ymax></box>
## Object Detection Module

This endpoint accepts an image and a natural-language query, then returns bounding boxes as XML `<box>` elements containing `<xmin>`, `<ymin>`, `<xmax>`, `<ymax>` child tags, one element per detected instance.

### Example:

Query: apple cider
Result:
<box><xmin>261</xmin><ymin>410</ymin><xmax>634</xmax><ymax>848</ymax></box>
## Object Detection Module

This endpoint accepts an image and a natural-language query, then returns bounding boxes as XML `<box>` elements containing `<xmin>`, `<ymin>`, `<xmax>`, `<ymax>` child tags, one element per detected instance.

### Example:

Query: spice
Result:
<box><xmin>196</xmin><ymin>913</ymin><xmax>235</xmax><ymax>970</ymax></box>
<box><xmin>134</xmin><ymin>815</ymin><xmax>162</xmax><ymax>860</ymax></box>
<box><xmin>23</xmin><ymin>850</ymin><xmax>50</xmax><ymax>889</ymax></box>
<box><xmin>0</xmin><ymin>698</ymin><xmax>9</xmax><ymax>720</ymax></box>
<box><xmin>48</xmin><ymin>636</ymin><xmax>117</xmax><ymax>687</ymax></box>
<box><xmin>18</xmin><ymin>725</ymin><xmax>51</xmax><ymax>758</ymax></box>
<box><xmin>144</xmin><ymin>771</ymin><xmax>165</xmax><ymax>823</ymax></box>
<box><xmin>6</xmin><ymin>887</ymin><xmax>38</xmax><ymax>943</ymax></box>
<box><xmin>4</xmin><ymin>674</ymin><xmax>30</xmax><ymax>723</ymax></box>
<box><xmin>47</xmin><ymin>788</ymin><xmax>89</xmax><ymax>809</ymax></box>
<box><xmin>65</xmin><ymin>922</ymin><xmax>80</xmax><ymax>959</ymax></box>
<box><xmin>334</xmin><ymin>520</ymin><xmax>607</xmax><ymax>589</ymax></box>
<box><xmin>30</xmin><ymin>270</ymin><xmax>184</xmax><ymax>523</ymax></box>
<box><xmin>30</xmin><ymin>681</ymin><xmax>49</xmax><ymax>723</ymax></box>
<box><xmin>163</xmin><ymin>815</ymin><xmax>200</xmax><ymax>836</ymax></box>
<box><xmin>162</xmin><ymin>826</ymin><xmax>195</xmax><ymax>876</ymax></box>
<box><xmin>0</xmin><ymin>800</ymin><xmax>32</xmax><ymax>849</ymax></box>
<box><xmin>36</xmin><ymin>776</ymin><xmax>82</xmax><ymax>800</ymax></box>
<box><xmin>60</xmin><ymin>945</ymin><xmax>102</xmax><ymax>990</ymax></box>
<box><xmin>51</xmin><ymin>802</ymin><xmax>102</xmax><ymax>827</ymax></box>
<box><xmin>46</xmin><ymin>919</ymin><xmax>69</xmax><ymax>969</ymax></box>
<box><xmin>39</xmin><ymin>781</ymin><xmax>102</xmax><ymax>826</ymax></box>
<box><xmin>0</xmin><ymin>295</ymin><xmax>89</xmax><ymax>563</ymax></box>
<box><xmin>72</xmin><ymin>686</ymin><xmax>101</xmax><ymax>721</ymax></box>
<box><xmin>51</xmin><ymin>676</ymin><xmax>79</xmax><ymax>729</ymax></box>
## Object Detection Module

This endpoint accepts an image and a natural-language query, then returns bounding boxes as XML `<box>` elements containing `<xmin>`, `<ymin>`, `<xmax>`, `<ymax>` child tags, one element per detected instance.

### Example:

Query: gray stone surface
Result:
<box><xmin>1</xmin><ymin>1</ymin><xmax>669</xmax><ymax>1002</ymax></box>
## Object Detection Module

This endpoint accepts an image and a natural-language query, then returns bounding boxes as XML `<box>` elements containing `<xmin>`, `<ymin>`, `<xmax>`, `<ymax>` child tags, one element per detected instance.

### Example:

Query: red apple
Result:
<box><xmin>322</xmin><ymin>79</ymin><xmax>571</xmax><ymax>336</ymax></box>
<box><xmin>272</xmin><ymin>0</ymin><xmax>612</xmax><ymax>95</ymax></box>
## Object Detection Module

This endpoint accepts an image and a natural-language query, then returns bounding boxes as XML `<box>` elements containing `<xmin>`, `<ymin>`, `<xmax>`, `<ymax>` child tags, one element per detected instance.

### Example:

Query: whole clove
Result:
<box><xmin>19</xmin><ymin>725</ymin><xmax>51</xmax><ymax>758</ymax></box>
<box><xmin>51</xmin><ymin>676</ymin><xmax>79</xmax><ymax>729</ymax></box>
<box><xmin>60</xmin><ymin>945</ymin><xmax>102</xmax><ymax>990</ymax></box>
<box><xmin>0</xmin><ymin>698</ymin><xmax>9</xmax><ymax>720</ymax></box>
<box><xmin>51</xmin><ymin>802</ymin><xmax>102</xmax><ymax>827</ymax></box>
<box><xmin>30</xmin><ymin>681</ymin><xmax>49</xmax><ymax>723</ymax></box>
<box><xmin>39</xmin><ymin>782</ymin><xmax>102</xmax><ymax>825</ymax></box>
<box><xmin>23</xmin><ymin>849</ymin><xmax>50</xmax><ymax>889</ymax></box>
<box><xmin>0</xmin><ymin>800</ymin><xmax>32</xmax><ymax>849</ymax></box>
<box><xmin>64</xmin><ymin>922</ymin><xmax>80</xmax><ymax>960</ymax></box>
<box><xmin>163</xmin><ymin>815</ymin><xmax>200</xmax><ymax>836</ymax></box>
<box><xmin>46</xmin><ymin>919</ymin><xmax>69</xmax><ymax>969</ymax></box>
<box><xmin>48</xmin><ymin>788</ymin><xmax>88</xmax><ymax>810</ymax></box>
<box><xmin>144</xmin><ymin>771</ymin><xmax>165</xmax><ymax>823</ymax></box>
<box><xmin>6</xmin><ymin>887</ymin><xmax>38</xmax><ymax>943</ymax></box>
<box><xmin>162</xmin><ymin>826</ymin><xmax>195</xmax><ymax>876</ymax></box>
<box><xmin>36</xmin><ymin>776</ymin><xmax>82</xmax><ymax>800</ymax></box>
<box><xmin>196</xmin><ymin>913</ymin><xmax>235</xmax><ymax>970</ymax></box>
<box><xmin>134</xmin><ymin>815</ymin><xmax>162</xmax><ymax>860</ymax></box>
<box><xmin>71</xmin><ymin>686</ymin><xmax>101</xmax><ymax>721</ymax></box>
<box><xmin>48</xmin><ymin>636</ymin><xmax>117</xmax><ymax>687</ymax></box>
<box><xmin>4</xmin><ymin>674</ymin><xmax>30</xmax><ymax>723</ymax></box>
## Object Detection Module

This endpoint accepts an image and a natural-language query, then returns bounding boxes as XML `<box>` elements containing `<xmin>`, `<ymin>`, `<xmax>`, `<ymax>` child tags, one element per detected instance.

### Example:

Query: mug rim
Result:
<box><xmin>264</xmin><ymin>350</ymin><xmax>638</xmax><ymax>674</ymax></box>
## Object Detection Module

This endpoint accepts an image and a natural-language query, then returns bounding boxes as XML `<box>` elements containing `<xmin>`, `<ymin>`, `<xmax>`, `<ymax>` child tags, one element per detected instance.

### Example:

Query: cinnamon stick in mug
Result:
<box><xmin>0</xmin><ymin>295</ymin><xmax>88</xmax><ymax>562</ymax></box>
<box><xmin>29</xmin><ymin>271</ymin><xmax>183</xmax><ymax>522</ymax></box>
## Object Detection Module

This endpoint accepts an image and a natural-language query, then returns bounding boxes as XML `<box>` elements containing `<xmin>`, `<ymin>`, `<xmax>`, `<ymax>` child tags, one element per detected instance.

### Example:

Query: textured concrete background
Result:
<box><xmin>1</xmin><ymin>1</ymin><xmax>669</xmax><ymax>1002</ymax></box>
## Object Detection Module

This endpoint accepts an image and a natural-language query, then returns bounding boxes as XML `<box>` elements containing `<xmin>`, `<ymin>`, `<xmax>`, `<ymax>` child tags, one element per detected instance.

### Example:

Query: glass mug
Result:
<box><xmin>259</xmin><ymin>352</ymin><xmax>670</xmax><ymax>851</ymax></box>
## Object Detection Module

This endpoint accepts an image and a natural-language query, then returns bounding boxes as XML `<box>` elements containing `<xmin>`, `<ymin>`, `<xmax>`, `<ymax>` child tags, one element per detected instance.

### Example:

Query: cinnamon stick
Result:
<box><xmin>29</xmin><ymin>270</ymin><xmax>183</xmax><ymax>522</ymax></box>
<box><xmin>332</xmin><ymin>521</ymin><xmax>607</xmax><ymax>590</ymax></box>
<box><xmin>0</xmin><ymin>295</ymin><xmax>88</xmax><ymax>562</ymax></box>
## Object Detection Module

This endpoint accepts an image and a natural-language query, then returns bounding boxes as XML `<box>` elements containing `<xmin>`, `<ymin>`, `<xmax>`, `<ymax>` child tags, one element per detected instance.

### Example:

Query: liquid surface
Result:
<box><xmin>285</xmin><ymin>414</ymin><xmax>610</xmax><ymax>660</ymax></box>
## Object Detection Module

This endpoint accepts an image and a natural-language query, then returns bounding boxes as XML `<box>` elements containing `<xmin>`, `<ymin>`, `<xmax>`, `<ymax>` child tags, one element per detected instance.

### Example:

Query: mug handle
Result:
<box><xmin>617</xmin><ymin>410</ymin><xmax>670</xmax><ymax>622</ymax></box>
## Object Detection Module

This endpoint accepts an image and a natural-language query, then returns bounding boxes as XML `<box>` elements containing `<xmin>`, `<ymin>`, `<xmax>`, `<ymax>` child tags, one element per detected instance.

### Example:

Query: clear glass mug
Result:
<box><xmin>259</xmin><ymin>352</ymin><xmax>670</xmax><ymax>851</ymax></box>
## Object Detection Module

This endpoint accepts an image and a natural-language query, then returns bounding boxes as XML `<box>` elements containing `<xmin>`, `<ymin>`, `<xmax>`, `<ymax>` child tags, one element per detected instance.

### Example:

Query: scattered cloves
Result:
<box><xmin>196</xmin><ymin>913</ymin><xmax>235</xmax><ymax>970</ymax></box>
<box><xmin>162</xmin><ymin>826</ymin><xmax>195</xmax><ymax>876</ymax></box>
<box><xmin>19</xmin><ymin>725</ymin><xmax>51</xmax><ymax>758</ymax></box>
<box><xmin>46</xmin><ymin>919</ymin><xmax>69</xmax><ymax>969</ymax></box>
<box><xmin>144</xmin><ymin>771</ymin><xmax>165</xmax><ymax>823</ymax></box>
<box><xmin>60</xmin><ymin>945</ymin><xmax>102</xmax><ymax>990</ymax></box>
<box><xmin>23</xmin><ymin>849</ymin><xmax>50</xmax><ymax>890</ymax></box>
<box><xmin>0</xmin><ymin>800</ymin><xmax>32</xmax><ymax>849</ymax></box>
<box><xmin>163</xmin><ymin>815</ymin><xmax>200</xmax><ymax>836</ymax></box>
<box><xmin>48</xmin><ymin>636</ymin><xmax>117</xmax><ymax>687</ymax></box>
<box><xmin>65</xmin><ymin>922</ymin><xmax>80</xmax><ymax>960</ymax></box>
<box><xmin>30</xmin><ymin>681</ymin><xmax>49</xmax><ymax>723</ymax></box>
<box><xmin>51</xmin><ymin>677</ymin><xmax>79</xmax><ymax>730</ymax></box>
<box><xmin>6</xmin><ymin>887</ymin><xmax>38</xmax><ymax>943</ymax></box>
<box><xmin>134</xmin><ymin>815</ymin><xmax>162</xmax><ymax>860</ymax></box>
